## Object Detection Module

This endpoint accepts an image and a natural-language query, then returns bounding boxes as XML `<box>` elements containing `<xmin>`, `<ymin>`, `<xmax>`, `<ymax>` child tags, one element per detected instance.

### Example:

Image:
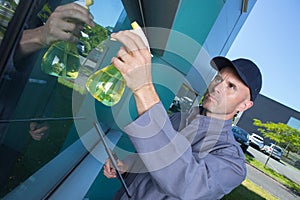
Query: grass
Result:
<box><xmin>282</xmin><ymin>150</ymin><xmax>300</xmax><ymax>168</ymax></box>
<box><xmin>245</xmin><ymin>154</ymin><xmax>300</xmax><ymax>195</ymax></box>
<box><xmin>222</xmin><ymin>178</ymin><xmax>278</xmax><ymax>200</ymax></box>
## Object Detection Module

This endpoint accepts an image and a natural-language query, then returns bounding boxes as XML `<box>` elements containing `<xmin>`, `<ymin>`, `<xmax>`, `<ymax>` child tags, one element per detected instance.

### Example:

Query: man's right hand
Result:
<box><xmin>111</xmin><ymin>30</ymin><xmax>160</xmax><ymax>115</ymax></box>
<box><xmin>103</xmin><ymin>158</ymin><xmax>128</xmax><ymax>179</ymax></box>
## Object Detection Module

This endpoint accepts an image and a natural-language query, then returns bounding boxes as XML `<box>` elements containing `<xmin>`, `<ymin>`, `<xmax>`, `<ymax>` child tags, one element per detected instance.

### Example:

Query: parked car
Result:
<box><xmin>249</xmin><ymin>133</ymin><xmax>264</xmax><ymax>150</ymax></box>
<box><xmin>261</xmin><ymin>143</ymin><xmax>283</xmax><ymax>161</ymax></box>
<box><xmin>169</xmin><ymin>99</ymin><xmax>181</xmax><ymax>113</ymax></box>
<box><xmin>231</xmin><ymin>125</ymin><xmax>250</xmax><ymax>153</ymax></box>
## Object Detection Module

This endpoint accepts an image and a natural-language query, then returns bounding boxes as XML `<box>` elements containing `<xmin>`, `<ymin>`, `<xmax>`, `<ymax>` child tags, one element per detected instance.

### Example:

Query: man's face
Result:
<box><xmin>202</xmin><ymin>67</ymin><xmax>252</xmax><ymax>120</ymax></box>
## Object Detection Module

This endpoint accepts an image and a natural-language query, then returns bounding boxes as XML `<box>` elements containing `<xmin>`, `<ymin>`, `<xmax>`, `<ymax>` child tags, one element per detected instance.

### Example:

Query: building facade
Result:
<box><xmin>0</xmin><ymin>0</ymin><xmax>258</xmax><ymax>199</ymax></box>
<box><xmin>237</xmin><ymin>94</ymin><xmax>300</xmax><ymax>143</ymax></box>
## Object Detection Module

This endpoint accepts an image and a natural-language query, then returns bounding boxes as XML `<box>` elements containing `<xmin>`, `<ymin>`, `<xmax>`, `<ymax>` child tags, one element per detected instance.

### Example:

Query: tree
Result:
<box><xmin>80</xmin><ymin>24</ymin><xmax>109</xmax><ymax>57</ymax></box>
<box><xmin>253</xmin><ymin>119</ymin><xmax>300</xmax><ymax>165</ymax></box>
<box><xmin>37</xmin><ymin>3</ymin><xmax>52</xmax><ymax>23</ymax></box>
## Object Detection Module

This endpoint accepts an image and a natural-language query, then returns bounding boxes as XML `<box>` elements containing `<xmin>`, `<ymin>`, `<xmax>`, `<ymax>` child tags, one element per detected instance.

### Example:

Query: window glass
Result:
<box><xmin>0</xmin><ymin>0</ymin><xmax>125</xmax><ymax>197</ymax></box>
<box><xmin>273</xmin><ymin>146</ymin><xmax>282</xmax><ymax>152</ymax></box>
<box><xmin>0</xmin><ymin>0</ymin><xmax>19</xmax><ymax>45</ymax></box>
<box><xmin>168</xmin><ymin>83</ymin><xmax>198</xmax><ymax>114</ymax></box>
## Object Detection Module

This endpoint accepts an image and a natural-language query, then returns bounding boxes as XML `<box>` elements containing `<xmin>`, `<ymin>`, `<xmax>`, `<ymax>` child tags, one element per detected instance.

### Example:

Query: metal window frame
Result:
<box><xmin>0</xmin><ymin>0</ymin><xmax>38</xmax><ymax>76</ymax></box>
<box><xmin>3</xmin><ymin>127</ymin><xmax>122</xmax><ymax>200</ymax></box>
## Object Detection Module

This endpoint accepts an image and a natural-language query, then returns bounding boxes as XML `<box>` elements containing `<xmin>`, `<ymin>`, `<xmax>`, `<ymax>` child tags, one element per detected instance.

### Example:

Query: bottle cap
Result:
<box><xmin>130</xmin><ymin>21</ymin><xmax>150</xmax><ymax>53</ymax></box>
<box><xmin>85</xmin><ymin>0</ymin><xmax>94</xmax><ymax>7</ymax></box>
<box><xmin>131</xmin><ymin>21</ymin><xmax>139</xmax><ymax>30</ymax></box>
<box><xmin>75</xmin><ymin>0</ymin><xmax>93</xmax><ymax>8</ymax></box>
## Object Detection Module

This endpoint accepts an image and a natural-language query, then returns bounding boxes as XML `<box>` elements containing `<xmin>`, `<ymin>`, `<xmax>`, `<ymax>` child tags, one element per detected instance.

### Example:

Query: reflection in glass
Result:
<box><xmin>41</xmin><ymin>42</ymin><xmax>80</xmax><ymax>79</ymax></box>
<box><xmin>0</xmin><ymin>0</ymin><xmax>18</xmax><ymax>45</ymax></box>
<box><xmin>40</xmin><ymin>0</ymin><xmax>108</xmax><ymax>80</ymax></box>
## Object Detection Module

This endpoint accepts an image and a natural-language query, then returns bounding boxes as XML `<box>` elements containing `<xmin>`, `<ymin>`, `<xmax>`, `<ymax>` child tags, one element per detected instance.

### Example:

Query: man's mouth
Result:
<box><xmin>207</xmin><ymin>94</ymin><xmax>218</xmax><ymax>102</ymax></box>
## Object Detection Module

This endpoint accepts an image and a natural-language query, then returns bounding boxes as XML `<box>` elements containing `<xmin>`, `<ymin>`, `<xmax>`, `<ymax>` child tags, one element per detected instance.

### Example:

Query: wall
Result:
<box><xmin>237</xmin><ymin>94</ymin><xmax>300</xmax><ymax>142</ymax></box>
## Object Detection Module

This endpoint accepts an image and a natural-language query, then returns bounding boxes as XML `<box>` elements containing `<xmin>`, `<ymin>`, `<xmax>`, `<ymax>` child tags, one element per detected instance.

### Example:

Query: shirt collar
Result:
<box><xmin>186</xmin><ymin>106</ymin><xmax>232</xmax><ymax>132</ymax></box>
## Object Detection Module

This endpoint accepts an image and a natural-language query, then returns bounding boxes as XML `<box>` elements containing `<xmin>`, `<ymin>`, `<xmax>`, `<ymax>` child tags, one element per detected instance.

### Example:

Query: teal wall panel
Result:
<box><xmin>173</xmin><ymin>0</ymin><xmax>225</xmax><ymax>44</ymax></box>
<box><xmin>161</xmin><ymin>0</ymin><xmax>225</xmax><ymax>75</ymax></box>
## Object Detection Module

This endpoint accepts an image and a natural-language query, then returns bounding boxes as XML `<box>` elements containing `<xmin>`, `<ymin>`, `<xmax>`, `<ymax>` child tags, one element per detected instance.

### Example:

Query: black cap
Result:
<box><xmin>210</xmin><ymin>56</ymin><xmax>262</xmax><ymax>101</ymax></box>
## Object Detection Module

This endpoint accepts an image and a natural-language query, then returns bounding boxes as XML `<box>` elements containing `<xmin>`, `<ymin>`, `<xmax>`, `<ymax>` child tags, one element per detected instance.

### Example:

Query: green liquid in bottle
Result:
<box><xmin>84</xmin><ymin>21</ymin><xmax>144</xmax><ymax>106</ymax></box>
<box><xmin>41</xmin><ymin>42</ymin><xmax>80</xmax><ymax>79</ymax></box>
<box><xmin>86</xmin><ymin>64</ymin><xmax>125</xmax><ymax>106</ymax></box>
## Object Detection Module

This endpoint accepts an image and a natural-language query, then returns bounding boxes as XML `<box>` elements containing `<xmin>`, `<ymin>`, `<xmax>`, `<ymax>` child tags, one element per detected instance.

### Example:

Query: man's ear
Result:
<box><xmin>237</xmin><ymin>100</ymin><xmax>253</xmax><ymax>112</ymax></box>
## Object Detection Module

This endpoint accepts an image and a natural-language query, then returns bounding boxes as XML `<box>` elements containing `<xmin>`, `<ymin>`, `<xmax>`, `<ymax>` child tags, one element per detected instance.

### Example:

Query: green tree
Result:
<box><xmin>105</xmin><ymin>26</ymin><xmax>114</xmax><ymax>35</ymax></box>
<box><xmin>37</xmin><ymin>3</ymin><xmax>52</xmax><ymax>23</ymax></box>
<box><xmin>7</xmin><ymin>0</ymin><xmax>18</xmax><ymax>10</ymax></box>
<box><xmin>80</xmin><ymin>24</ymin><xmax>109</xmax><ymax>57</ymax></box>
<box><xmin>253</xmin><ymin>119</ymin><xmax>300</xmax><ymax>157</ymax></box>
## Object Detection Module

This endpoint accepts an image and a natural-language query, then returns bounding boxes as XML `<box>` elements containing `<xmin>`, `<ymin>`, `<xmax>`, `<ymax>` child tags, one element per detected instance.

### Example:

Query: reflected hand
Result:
<box><xmin>29</xmin><ymin>121</ymin><xmax>49</xmax><ymax>141</ymax></box>
<box><xmin>103</xmin><ymin>158</ymin><xmax>128</xmax><ymax>179</ymax></box>
<box><xmin>39</xmin><ymin>3</ymin><xmax>95</xmax><ymax>47</ymax></box>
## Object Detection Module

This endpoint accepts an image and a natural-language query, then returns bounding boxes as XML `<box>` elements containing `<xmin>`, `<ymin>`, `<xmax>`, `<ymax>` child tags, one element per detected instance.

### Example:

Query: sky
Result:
<box><xmin>90</xmin><ymin>0</ymin><xmax>300</xmax><ymax>112</ymax></box>
<box><xmin>90</xmin><ymin>0</ymin><xmax>123</xmax><ymax>28</ymax></box>
<box><xmin>227</xmin><ymin>0</ymin><xmax>300</xmax><ymax>112</ymax></box>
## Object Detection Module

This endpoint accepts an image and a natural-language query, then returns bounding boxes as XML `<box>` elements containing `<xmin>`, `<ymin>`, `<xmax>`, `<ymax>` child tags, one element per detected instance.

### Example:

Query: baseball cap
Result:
<box><xmin>210</xmin><ymin>56</ymin><xmax>262</xmax><ymax>101</ymax></box>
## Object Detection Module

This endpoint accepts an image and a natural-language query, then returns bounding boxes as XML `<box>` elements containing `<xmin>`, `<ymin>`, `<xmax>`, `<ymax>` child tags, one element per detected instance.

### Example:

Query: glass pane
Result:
<box><xmin>0</xmin><ymin>0</ymin><xmax>125</xmax><ymax>197</ymax></box>
<box><xmin>273</xmin><ymin>146</ymin><xmax>282</xmax><ymax>152</ymax></box>
<box><xmin>84</xmin><ymin>1</ymin><xmax>127</xmax><ymax>199</ymax></box>
<box><xmin>168</xmin><ymin>83</ymin><xmax>198</xmax><ymax>114</ymax></box>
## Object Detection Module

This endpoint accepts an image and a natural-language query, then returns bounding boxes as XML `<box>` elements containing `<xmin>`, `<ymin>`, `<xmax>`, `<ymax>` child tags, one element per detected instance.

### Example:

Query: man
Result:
<box><xmin>104</xmin><ymin>30</ymin><xmax>262</xmax><ymax>199</ymax></box>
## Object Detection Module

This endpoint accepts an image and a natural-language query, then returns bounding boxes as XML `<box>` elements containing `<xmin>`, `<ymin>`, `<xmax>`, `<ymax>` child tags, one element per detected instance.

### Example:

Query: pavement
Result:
<box><xmin>247</xmin><ymin>146</ymin><xmax>300</xmax><ymax>186</ymax></box>
<box><xmin>246</xmin><ymin>164</ymin><xmax>300</xmax><ymax>200</ymax></box>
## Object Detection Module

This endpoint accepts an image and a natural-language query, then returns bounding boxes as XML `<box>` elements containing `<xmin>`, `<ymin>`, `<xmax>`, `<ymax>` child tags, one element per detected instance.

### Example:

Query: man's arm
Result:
<box><xmin>124</xmin><ymin>103</ymin><xmax>246</xmax><ymax>199</ymax></box>
<box><xmin>111</xmin><ymin>28</ymin><xmax>246</xmax><ymax>199</ymax></box>
<box><xmin>132</xmin><ymin>84</ymin><xmax>160</xmax><ymax>116</ymax></box>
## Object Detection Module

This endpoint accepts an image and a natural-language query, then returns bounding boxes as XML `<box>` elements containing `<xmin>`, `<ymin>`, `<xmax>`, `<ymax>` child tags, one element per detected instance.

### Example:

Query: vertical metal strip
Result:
<box><xmin>137</xmin><ymin>0</ymin><xmax>147</xmax><ymax>35</ymax></box>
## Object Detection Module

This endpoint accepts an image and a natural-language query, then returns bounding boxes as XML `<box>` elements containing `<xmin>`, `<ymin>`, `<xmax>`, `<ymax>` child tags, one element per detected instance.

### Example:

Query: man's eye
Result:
<box><xmin>229</xmin><ymin>83</ymin><xmax>236</xmax><ymax>89</ymax></box>
<box><xmin>214</xmin><ymin>76</ymin><xmax>222</xmax><ymax>83</ymax></box>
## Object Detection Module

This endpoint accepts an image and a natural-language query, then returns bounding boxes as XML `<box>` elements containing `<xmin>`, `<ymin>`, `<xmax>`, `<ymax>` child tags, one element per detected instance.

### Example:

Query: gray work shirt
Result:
<box><xmin>114</xmin><ymin>102</ymin><xmax>246</xmax><ymax>200</ymax></box>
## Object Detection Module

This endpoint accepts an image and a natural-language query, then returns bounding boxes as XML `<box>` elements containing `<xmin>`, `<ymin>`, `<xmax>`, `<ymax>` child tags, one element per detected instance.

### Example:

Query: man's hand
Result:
<box><xmin>29</xmin><ymin>122</ymin><xmax>49</xmax><ymax>141</ymax></box>
<box><xmin>111</xmin><ymin>30</ymin><xmax>152</xmax><ymax>93</ymax></box>
<box><xmin>103</xmin><ymin>158</ymin><xmax>128</xmax><ymax>179</ymax></box>
<box><xmin>111</xmin><ymin>30</ymin><xmax>160</xmax><ymax>115</ymax></box>
<box><xmin>39</xmin><ymin>3</ymin><xmax>95</xmax><ymax>47</ymax></box>
<box><xmin>16</xmin><ymin>3</ymin><xmax>95</xmax><ymax>58</ymax></box>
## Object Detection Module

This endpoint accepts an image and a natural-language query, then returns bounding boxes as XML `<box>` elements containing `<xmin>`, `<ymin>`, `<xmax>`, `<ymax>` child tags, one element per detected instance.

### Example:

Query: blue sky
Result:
<box><xmin>227</xmin><ymin>0</ymin><xmax>300</xmax><ymax>112</ymax></box>
<box><xmin>90</xmin><ymin>0</ymin><xmax>300</xmax><ymax>112</ymax></box>
<box><xmin>90</xmin><ymin>0</ymin><xmax>123</xmax><ymax>27</ymax></box>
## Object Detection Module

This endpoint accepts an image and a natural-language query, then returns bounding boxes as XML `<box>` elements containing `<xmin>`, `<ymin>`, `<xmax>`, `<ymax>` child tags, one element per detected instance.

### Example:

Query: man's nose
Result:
<box><xmin>212</xmin><ymin>81</ymin><xmax>224</xmax><ymax>94</ymax></box>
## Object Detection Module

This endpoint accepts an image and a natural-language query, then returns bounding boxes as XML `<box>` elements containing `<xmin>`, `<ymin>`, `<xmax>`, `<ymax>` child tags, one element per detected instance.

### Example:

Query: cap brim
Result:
<box><xmin>210</xmin><ymin>56</ymin><xmax>249</xmax><ymax>92</ymax></box>
<box><xmin>210</xmin><ymin>56</ymin><xmax>235</xmax><ymax>71</ymax></box>
<box><xmin>210</xmin><ymin>56</ymin><xmax>262</xmax><ymax>101</ymax></box>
